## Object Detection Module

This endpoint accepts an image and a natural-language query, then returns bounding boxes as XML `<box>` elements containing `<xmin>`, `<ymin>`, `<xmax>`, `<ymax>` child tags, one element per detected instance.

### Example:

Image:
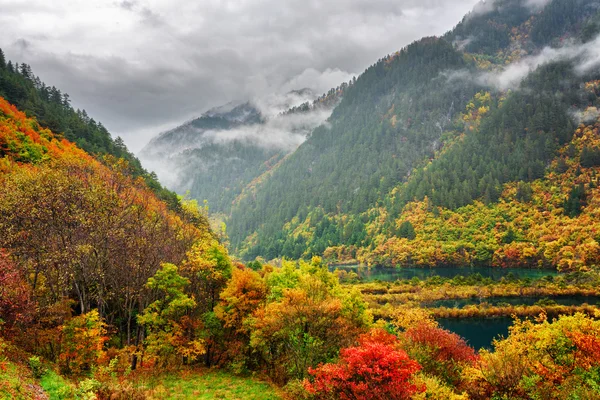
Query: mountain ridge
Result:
<box><xmin>227</xmin><ymin>0</ymin><xmax>600</xmax><ymax>262</ymax></box>
<box><xmin>139</xmin><ymin>85</ymin><xmax>347</xmax><ymax>213</ymax></box>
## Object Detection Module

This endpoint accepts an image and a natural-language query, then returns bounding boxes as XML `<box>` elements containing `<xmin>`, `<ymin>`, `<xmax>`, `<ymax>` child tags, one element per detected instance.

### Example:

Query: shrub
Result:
<box><xmin>28</xmin><ymin>356</ymin><xmax>45</xmax><ymax>379</ymax></box>
<box><xmin>59</xmin><ymin>310</ymin><xmax>107</xmax><ymax>375</ymax></box>
<box><xmin>304</xmin><ymin>329</ymin><xmax>423</xmax><ymax>400</ymax></box>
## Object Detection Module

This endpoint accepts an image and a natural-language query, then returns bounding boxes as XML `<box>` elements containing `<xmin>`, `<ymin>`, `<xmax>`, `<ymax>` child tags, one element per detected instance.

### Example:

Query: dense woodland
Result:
<box><xmin>228</xmin><ymin>0</ymin><xmax>600</xmax><ymax>263</ymax></box>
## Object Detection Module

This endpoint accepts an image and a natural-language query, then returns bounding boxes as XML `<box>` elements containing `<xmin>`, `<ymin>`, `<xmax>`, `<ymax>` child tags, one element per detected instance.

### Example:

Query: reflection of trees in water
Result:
<box><xmin>331</xmin><ymin>265</ymin><xmax>558</xmax><ymax>282</ymax></box>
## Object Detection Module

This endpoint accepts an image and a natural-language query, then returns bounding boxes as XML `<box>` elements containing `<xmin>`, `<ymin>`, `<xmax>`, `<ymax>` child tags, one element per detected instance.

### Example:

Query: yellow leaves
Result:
<box><xmin>460</xmin><ymin>92</ymin><xmax>493</xmax><ymax>132</ymax></box>
<box><xmin>242</xmin><ymin>261</ymin><xmax>370</xmax><ymax>382</ymax></box>
<box><xmin>183</xmin><ymin>239</ymin><xmax>232</xmax><ymax>282</ymax></box>
<box><xmin>175</xmin><ymin>339</ymin><xmax>206</xmax><ymax>362</ymax></box>
<box><xmin>474</xmin><ymin>91</ymin><xmax>491</xmax><ymax>104</ymax></box>
<box><xmin>217</xmin><ymin>267</ymin><xmax>266</xmax><ymax>332</ymax></box>
<box><xmin>412</xmin><ymin>374</ymin><xmax>469</xmax><ymax>400</ymax></box>
<box><xmin>363</xmin><ymin>119</ymin><xmax>600</xmax><ymax>270</ymax></box>
<box><xmin>584</xmin><ymin>80</ymin><xmax>600</xmax><ymax>94</ymax></box>
<box><xmin>59</xmin><ymin>310</ymin><xmax>107</xmax><ymax>375</ymax></box>
<box><xmin>391</xmin><ymin>305</ymin><xmax>437</xmax><ymax>332</ymax></box>
<box><xmin>477</xmin><ymin>313</ymin><xmax>600</xmax><ymax>398</ymax></box>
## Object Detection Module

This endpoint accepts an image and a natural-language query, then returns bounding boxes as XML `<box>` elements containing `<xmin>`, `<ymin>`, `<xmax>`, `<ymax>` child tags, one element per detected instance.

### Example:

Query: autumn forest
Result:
<box><xmin>2</xmin><ymin>0</ymin><xmax>600</xmax><ymax>399</ymax></box>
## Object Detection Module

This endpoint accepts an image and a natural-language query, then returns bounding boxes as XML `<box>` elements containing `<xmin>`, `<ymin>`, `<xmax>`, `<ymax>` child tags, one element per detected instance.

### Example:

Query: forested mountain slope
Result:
<box><xmin>0</xmin><ymin>94</ymin><xmax>217</xmax><ymax>344</ymax></box>
<box><xmin>0</xmin><ymin>49</ymin><xmax>180</xmax><ymax>208</ymax></box>
<box><xmin>366</xmin><ymin>115</ymin><xmax>600</xmax><ymax>270</ymax></box>
<box><xmin>228</xmin><ymin>0</ymin><xmax>600</xmax><ymax>262</ymax></box>
<box><xmin>229</xmin><ymin>38</ymin><xmax>483</xmax><ymax>259</ymax></box>
<box><xmin>140</xmin><ymin>88</ymin><xmax>345</xmax><ymax>214</ymax></box>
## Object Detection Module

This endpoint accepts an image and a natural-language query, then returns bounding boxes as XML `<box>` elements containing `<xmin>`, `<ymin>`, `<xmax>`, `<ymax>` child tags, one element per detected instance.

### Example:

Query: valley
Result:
<box><xmin>1</xmin><ymin>0</ymin><xmax>600</xmax><ymax>399</ymax></box>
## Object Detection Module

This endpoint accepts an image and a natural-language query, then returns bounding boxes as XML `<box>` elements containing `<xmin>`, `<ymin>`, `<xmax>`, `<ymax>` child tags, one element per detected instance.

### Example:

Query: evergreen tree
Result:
<box><xmin>398</xmin><ymin>221</ymin><xmax>416</xmax><ymax>240</ymax></box>
<box><xmin>580</xmin><ymin>146</ymin><xmax>600</xmax><ymax>168</ymax></box>
<box><xmin>564</xmin><ymin>183</ymin><xmax>587</xmax><ymax>217</ymax></box>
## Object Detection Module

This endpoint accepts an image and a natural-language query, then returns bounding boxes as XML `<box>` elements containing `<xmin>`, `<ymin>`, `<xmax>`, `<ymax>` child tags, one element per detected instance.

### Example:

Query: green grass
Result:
<box><xmin>0</xmin><ymin>341</ymin><xmax>41</xmax><ymax>400</ymax></box>
<box><xmin>138</xmin><ymin>370</ymin><xmax>282</xmax><ymax>400</ymax></box>
<box><xmin>39</xmin><ymin>370</ymin><xmax>76</xmax><ymax>400</ymax></box>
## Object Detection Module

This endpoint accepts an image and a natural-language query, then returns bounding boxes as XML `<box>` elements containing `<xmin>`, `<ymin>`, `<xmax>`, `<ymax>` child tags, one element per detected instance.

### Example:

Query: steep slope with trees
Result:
<box><xmin>0</xmin><ymin>49</ymin><xmax>180</xmax><ymax>208</ymax></box>
<box><xmin>228</xmin><ymin>0</ymin><xmax>600</xmax><ymax>263</ymax></box>
<box><xmin>139</xmin><ymin>88</ymin><xmax>346</xmax><ymax>215</ymax></box>
<box><xmin>229</xmin><ymin>38</ymin><xmax>483</xmax><ymax>259</ymax></box>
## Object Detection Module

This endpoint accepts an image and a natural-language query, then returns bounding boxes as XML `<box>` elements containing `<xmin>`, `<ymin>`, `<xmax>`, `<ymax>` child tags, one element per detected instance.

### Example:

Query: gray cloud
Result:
<box><xmin>524</xmin><ymin>0</ymin><xmax>552</xmax><ymax>9</ymax></box>
<box><xmin>0</xmin><ymin>0</ymin><xmax>479</xmax><ymax>152</ymax></box>
<box><xmin>444</xmin><ymin>34</ymin><xmax>600</xmax><ymax>91</ymax></box>
<box><xmin>118</xmin><ymin>1</ymin><xmax>136</xmax><ymax>11</ymax></box>
<box><xmin>470</xmin><ymin>0</ymin><xmax>550</xmax><ymax>15</ymax></box>
<box><xmin>202</xmin><ymin>108</ymin><xmax>333</xmax><ymax>151</ymax></box>
<box><xmin>571</xmin><ymin>106</ymin><xmax>600</xmax><ymax>125</ymax></box>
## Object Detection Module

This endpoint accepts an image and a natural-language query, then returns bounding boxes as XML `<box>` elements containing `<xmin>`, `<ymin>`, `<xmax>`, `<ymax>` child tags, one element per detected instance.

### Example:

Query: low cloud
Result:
<box><xmin>0</xmin><ymin>0</ymin><xmax>480</xmax><ymax>152</ymax></box>
<box><xmin>452</xmin><ymin>36</ymin><xmax>475</xmax><ymax>51</ymax></box>
<box><xmin>470</xmin><ymin>0</ymin><xmax>550</xmax><ymax>16</ymax></box>
<box><xmin>524</xmin><ymin>0</ymin><xmax>551</xmax><ymax>9</ymax></box>
<box><xmin>139</xmin><ymin>90</ymin><xmax>337</xmax><ymax>188</ymax></box>
<box><xmin>571</xmin><ymin>106</ymin><xmax>600</xmax><ymax>125</ymax></box>
<box><xmin>203</xmin><ymin>106</ymin><xmax>333</xmax><ymax>151</ymax></box>
<box><xmin>281</xmin><ymin>68</ymin><xmax>355</xmax><ymax>95</ymax></box>
<box><xmin>445</xmin><ymin>35</ymin><xmax>600</xmax><ymax>91</ymax></box>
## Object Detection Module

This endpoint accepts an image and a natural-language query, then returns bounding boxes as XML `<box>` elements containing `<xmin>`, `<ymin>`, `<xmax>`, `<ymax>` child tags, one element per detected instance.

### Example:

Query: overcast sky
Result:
<box><xmin>0</xmin><ymin>0</ymin><xmax>479</xmax><ymax>152</ymax></box>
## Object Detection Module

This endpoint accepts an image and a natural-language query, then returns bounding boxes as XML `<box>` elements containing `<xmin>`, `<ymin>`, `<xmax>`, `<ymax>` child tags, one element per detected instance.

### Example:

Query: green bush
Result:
<box><xmin>28</xmin><ymin>355</ymin><xmax>45</xmax><ymax>379</ymax></box>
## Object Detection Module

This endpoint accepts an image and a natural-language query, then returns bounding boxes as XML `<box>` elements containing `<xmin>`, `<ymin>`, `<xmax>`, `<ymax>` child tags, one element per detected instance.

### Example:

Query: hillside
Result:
<box><xmin>0</xmin><ymin>94</ymin><xmax>246</xmax><ymax>397</ymax></box>
<box><xmin>228</xmin><ymin>0</ymin><xmax>600</xmax><ymax>263</ymax></box>
<box><xmin>139</xmin><ymin>88</ymin><xmax>345</xmax><ymax>215</ymax></box>
<box><xmin>0</xmin><ymin>95</ymin><xmax>211</xmax><ymax>323</ymax></box>
<box><xmin>366</xmin><ymin>116</ymin><xmax>600</xmax><ymax>270</ymax></box>
<box><xmin>0</xmin><ymin>95</ymin><xmax>368</xmax><ymax>399</ymax></box>
<box><xmin>0</xmin><ymin>50</ymin><xmax>181</xmax><ymax>208</ymax></box>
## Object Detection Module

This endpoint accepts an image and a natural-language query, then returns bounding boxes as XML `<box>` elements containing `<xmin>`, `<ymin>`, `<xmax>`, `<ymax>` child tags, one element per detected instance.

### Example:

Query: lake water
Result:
<box><xmin>438</xmin><ymin>317</ymin><xmax>513</xmax><ymax>350</ymax></box>
<box><xmin>424</xmin><ymin>295</ymin><xmax>600</xmax><ymax>308</ymax></box>
<box><xmin>432</xmin><ymin>295</ymin><xmax>599</xmax><ymax>348</ymax></box>
<box><xmin>332</xmin><ymin>264</ymin><xmax>580</xmax><ymax>349</ymax></box>
<box><xmin>331</xmin><ymin>264</ymin><xmax>558</xmax><ymax>281</ymax></box>
<box><xmin>332</xmin><ymin>265</ymin><xmax>596</xmax><ymax>349</ymax></box>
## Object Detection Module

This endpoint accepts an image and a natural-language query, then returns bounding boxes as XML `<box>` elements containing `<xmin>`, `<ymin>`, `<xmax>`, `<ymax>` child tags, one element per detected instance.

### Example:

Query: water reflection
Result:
<box><xmin>331</xmin><ymin>264</ymin><xmax>558</xmax><ymax>282</ymax></box>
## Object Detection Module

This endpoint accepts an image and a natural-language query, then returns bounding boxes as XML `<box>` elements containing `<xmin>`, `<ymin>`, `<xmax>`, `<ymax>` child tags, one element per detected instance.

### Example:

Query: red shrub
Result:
<box><xmin>403</xmin><ymin>322</ymin><xmax>477</xmax><ymax>385</ymax></box>
<box><xmin>305</xmin><ymin>329</ymin><xmax>423</xmax><ymax>400</ymax></box>
<box><xmin>0</xmin><ymin>252</ymin><xmax>32</xmax><ymax>334</ymax></box>
<box><xmin>405</xmin><ymin>323</ymin><xmax>477</xmax><ymax>364</ymax></box>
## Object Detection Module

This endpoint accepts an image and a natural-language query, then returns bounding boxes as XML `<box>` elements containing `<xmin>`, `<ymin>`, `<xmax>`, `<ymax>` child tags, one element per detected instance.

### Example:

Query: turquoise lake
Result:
<box><xmin>332</xmin><ymin>264</ymin><xmax>593</xmax><ymax>349</ymax></box>
<box><xmin>331</xmin><ymin>264</ymin><xmax>558</xmax><ymax>281</ymax></box>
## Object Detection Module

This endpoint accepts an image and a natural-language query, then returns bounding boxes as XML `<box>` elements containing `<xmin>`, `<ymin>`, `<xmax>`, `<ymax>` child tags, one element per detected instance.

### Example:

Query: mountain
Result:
<box><xmin>226</xmin><ymin>0</ymin><xmax>600</xmax><ymax>262</ymax></box>
<box><xmin>139</xmin><ymin>87</ymin><xmax>346</xmax><ymax>214</ymax></box>
<box><xmin>0</xmin><ymin>50</ymin><xmax>180</xmax><ymax>208</ymax></box>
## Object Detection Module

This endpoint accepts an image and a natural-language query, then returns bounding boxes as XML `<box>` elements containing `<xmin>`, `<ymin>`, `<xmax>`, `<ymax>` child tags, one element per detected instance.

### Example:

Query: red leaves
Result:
<box><xmin>305</xmin><ymin>329</ymin><xmax>423</xmax><ymax>400</ymax></box>
<box><xmin>0</xmin><ymin>251</ymin><xmax>32</xmax><ymax>333</ymax></box>
<box><xmin>404</xmin><ymin>322</ymin><xmax>478</xmax><ymax>365</ymax></box>
<box><xmin>402</xmin><ymin>322</ymin><xmax>477</xmax><ymax>387</ymax></box>
<box><xmin>568</xmin><ymin>331</ymin><xmax>600</xmax><ymax>369</ymax></box>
